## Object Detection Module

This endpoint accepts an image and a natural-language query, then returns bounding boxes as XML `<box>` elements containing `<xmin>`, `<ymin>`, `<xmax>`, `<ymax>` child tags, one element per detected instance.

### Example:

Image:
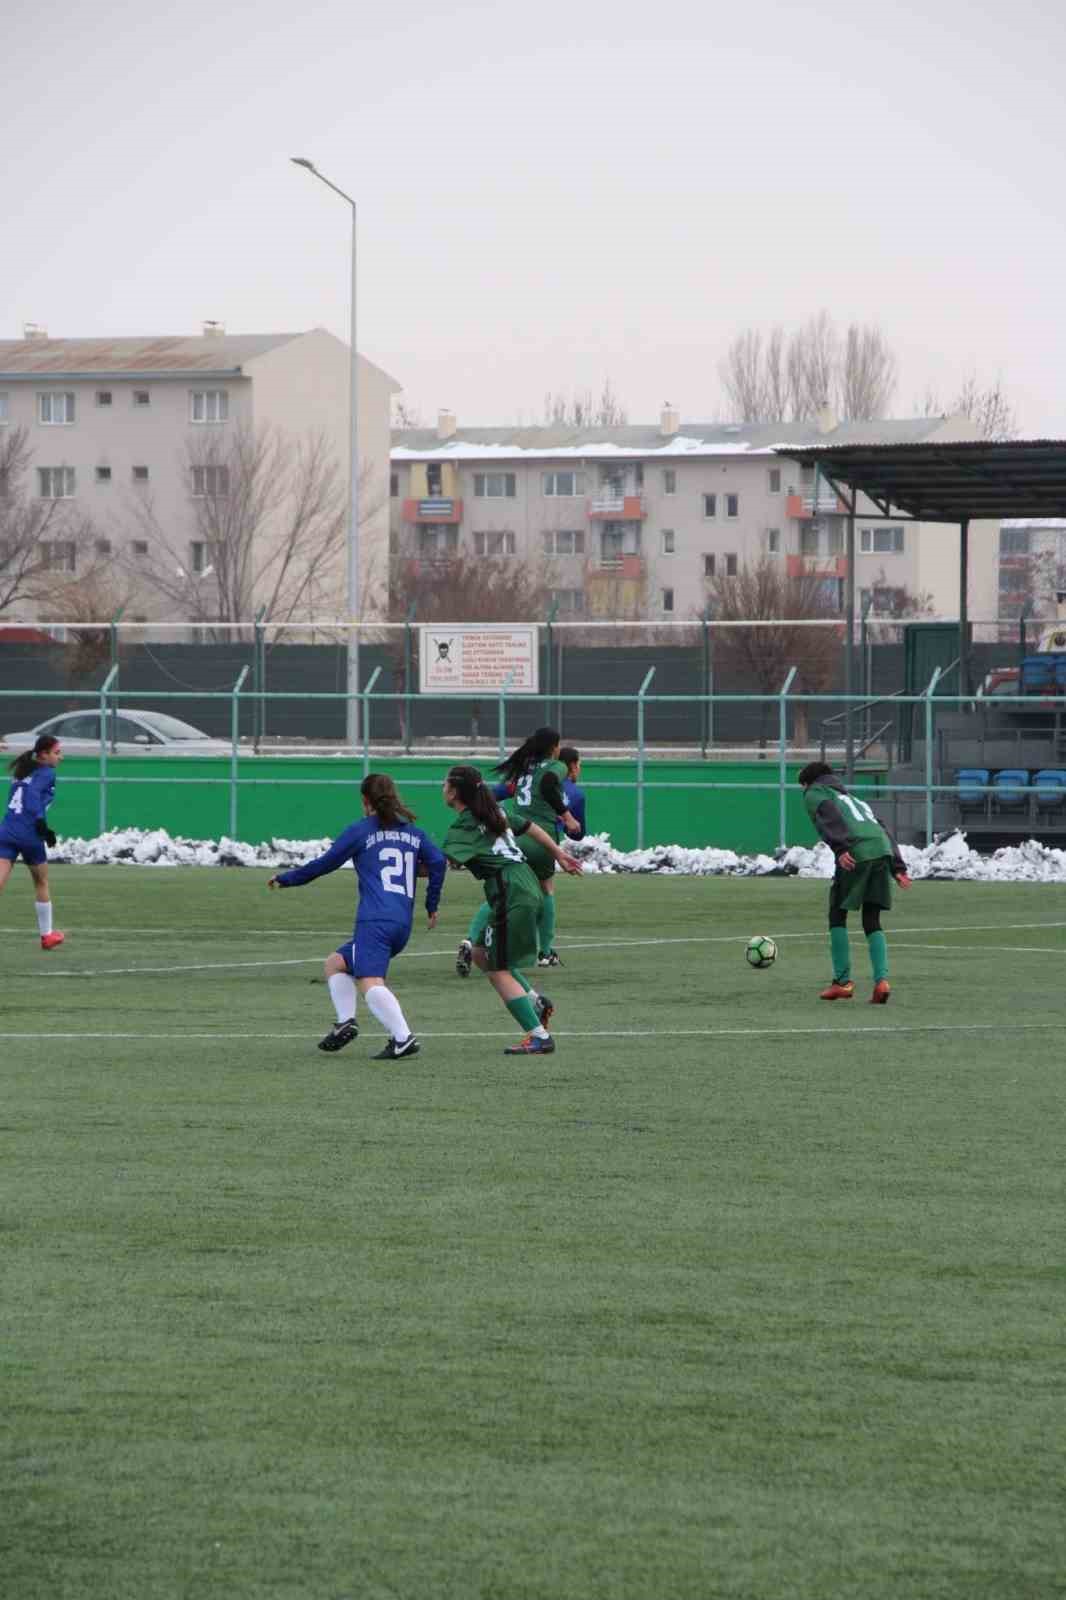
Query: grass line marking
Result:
<box><xmin>0</xmin><ymin>1022</ymin><xmax>1059</xmax><ymax>1042</ymax></box>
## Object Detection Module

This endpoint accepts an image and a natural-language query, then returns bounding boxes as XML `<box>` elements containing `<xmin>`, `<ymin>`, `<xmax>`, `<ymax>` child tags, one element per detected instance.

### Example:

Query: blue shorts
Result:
<box><xmin>336</xmin><ymin>920</ymin><xmax>410</xmax><ymax>979</ymax></box>
<box><xmin>0</xmin><ymin>832</ymin><xmax>47</xmax><ymax>867</ymax></box>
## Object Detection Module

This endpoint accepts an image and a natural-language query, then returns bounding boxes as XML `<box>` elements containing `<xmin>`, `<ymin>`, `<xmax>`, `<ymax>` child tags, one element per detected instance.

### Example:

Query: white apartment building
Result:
<box><xmin>391</xmin><ymin>408</ymin><xmax>997</xmax><ymax>624</ymax></box>
<box><xmin>0</xmin><ymin>325</ymin><xmax>397</xmax><ymax>625</ymax></box>
<box><xmin>997</xmin><ymin>519</ymin><xmax>1066</xmax><ymax>624</ymax></box>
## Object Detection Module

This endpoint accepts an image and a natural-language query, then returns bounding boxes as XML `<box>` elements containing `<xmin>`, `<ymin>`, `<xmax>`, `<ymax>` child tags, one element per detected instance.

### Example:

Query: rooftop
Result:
<box><xmin>0</xmin><ymin>332</ymin><xmax>305</xmax><ymax>378</ymax></box>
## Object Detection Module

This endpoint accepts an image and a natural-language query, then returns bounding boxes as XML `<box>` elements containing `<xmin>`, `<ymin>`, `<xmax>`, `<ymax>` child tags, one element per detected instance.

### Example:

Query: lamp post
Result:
<box><xmin>291</xmin><ymin>156</ymin><xmax>360</xmax><ymax>746</ymax></box>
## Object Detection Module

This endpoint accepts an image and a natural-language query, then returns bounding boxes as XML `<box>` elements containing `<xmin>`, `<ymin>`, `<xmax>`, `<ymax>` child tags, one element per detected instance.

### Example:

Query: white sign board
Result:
<box><xmin>419</xmin><ymin>625</ymin><xmax>539</xmax><ymax>694</ymax></box>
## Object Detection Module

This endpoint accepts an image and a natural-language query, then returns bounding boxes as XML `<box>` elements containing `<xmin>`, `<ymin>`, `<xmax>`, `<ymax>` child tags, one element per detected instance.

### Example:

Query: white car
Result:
<box><xmin>1</xmin><ymin>708</ymin><xmax>232</xmax><ymax>756</ymax></box>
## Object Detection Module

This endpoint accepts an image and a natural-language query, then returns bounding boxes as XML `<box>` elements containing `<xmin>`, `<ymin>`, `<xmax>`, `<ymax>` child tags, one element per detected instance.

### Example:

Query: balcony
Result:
<box><xmin>786</xmin><ymin>492</ymin><xmax>845</xmax><ymax>519</ymax></box>
<box><xmin>787</xmin><ymin>554</ymin><xmax>848</xmax><ymax>578</ymax></box>
<box><xmin>402</xmin><ymin>496</ymin><xmax>463</xmax><ymax>524</ymax></box>
<box><xmin>588</xmin><ymin>494</ymin><xmax>646</xmax><ymax>521</ymax></box>
<box><xmin>590</xmin><ymin>554</ymin><xmax>646</xmax><ymax>579</ymax></box>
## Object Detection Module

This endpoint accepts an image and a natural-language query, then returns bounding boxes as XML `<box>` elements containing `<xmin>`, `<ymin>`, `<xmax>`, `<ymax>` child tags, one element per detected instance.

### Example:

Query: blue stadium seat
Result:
<box><xmin>1033</xmin><ymin>769</ymin><xmax>1066</xmax><ymax>811</ymax></box>
<box><xmin>956</xmin><ymin>768</ymin><xmax>990</xmax><ymax>810</ymax></box>
<box><xmin>1022</xmin><ymin>657</ymin><xmax>1056</xmax><ymax>693</ymax></box>
<box><xmin>1055</xmin><ymin>659</ymin><xmax>1066</xmax><ymax>689</ymax></box>
<box><xmin>992</xmin><ymin>768</ymin><xmax>1030</xmax><ymax>811</ymax></box>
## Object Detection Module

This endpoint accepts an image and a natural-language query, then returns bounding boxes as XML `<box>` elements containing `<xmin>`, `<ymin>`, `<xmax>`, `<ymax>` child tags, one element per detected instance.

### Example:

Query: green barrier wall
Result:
<box><xmin>51</xmin><ymin>757</ymin><xmax>868</xmax><ymax>855</ymax></box>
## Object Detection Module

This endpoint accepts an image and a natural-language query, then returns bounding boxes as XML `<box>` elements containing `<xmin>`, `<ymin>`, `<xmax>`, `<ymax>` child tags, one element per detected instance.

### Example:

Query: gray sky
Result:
<box><xmin>5</xmin><ymin>0</ymin><xmax>1065</xmax><ymax>431</ymax></box>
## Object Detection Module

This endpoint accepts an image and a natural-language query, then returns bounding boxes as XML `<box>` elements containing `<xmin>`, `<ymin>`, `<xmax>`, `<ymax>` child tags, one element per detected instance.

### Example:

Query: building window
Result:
<box><xmin>95</xmin><ymin>390</ymin><xmax>113</xmax><ymax>408</ymax></box>
<box><xmin>661</xmin><ymin>529</ymin><xmax>675</xmax><ymax>555</ymax></box>
<box><xmin>766</xmin><ymin>527</ymin><xmax>780</xmax><ymax>553</ymax></box>
<box><xmin>550</xmin><ymin>588</ymin><xmax>585</xmax><ymax>615</ymax></box>
<box><xmin>38</xmin><ymin>392</ymin><xmax>75</xmax><ymax>425</ymax></box>
<box><xmin>132</xmin><ymin>465</ymin><xmax>149</xmax><ymax>483</ymax></box>
<box><xmin>38</xmin><ymin>467</ymin><xmax>75</xmax><ymax>499</ymax></box>
<box><xmin>634</xmin><ymin>463</ymin><xmax>644</xmax><ymax>488</ymax></box>
<box><xmin>860</xmin><ymin>526</ymin><xmax>904</xmax><ymax>554</ymax></box>
<box><xmin>473</xmin><ymin>530</ymin><xmax>516</xmax><ymax>557</ymax></box>
<box><xmin>725</xmin><ymin>493</ymin><xmax>739</xmax><ymax>518</ymax></box>
<box><xmin>542</xmin><ymin>470</ymin><xmax>586</xmax><ymax>497</ymax></box>
<box><xmin>418</xmin><ymin>525</ymin><xmax>458</xmax><ymax>559</ymax></box>
<box><xmin>426</xmin><ymin>463</ymin><xmax>443</xmax><ymax>496</ymax></box>
<box><xmin>133</xmin><ymin>390</ymin><xmax>151</xmax><ymax>408</ymax></box>
<box><xmin>0</xmin><ymin>393</ymin><xmax>8</xmax><ymax>424</ymax></box>
<box><xmin>474</xmin><ymin>472</ymin><xmax>516</xmax><ymax>498</ymax></box>
<box><xmin>190</xmin><ymin>541</ymin><xmax>218</xmax><ymax>574</ymax></box>
<box><xmin>725</xmin><ymin>552</ymin><xmax>738</xmax><ymax>577</ymax></box>
<box><xmin>390</xmin><ymin>471</ymin><xmax>399</xmax><ymax>498</ymax></box>
<box><xmin>703</xmin><ymin>493</ymin><xmax>717</xmax><ymax>519</ymax></box>
<box><xmin>191</xmin><ymin>465</ymin><xmax>229</xmax><ymax>497</ymax></box>
<box><xmin>800</xmin><ymin>525</ymin><xmax>820</xmax><ymax>556</ymax></box>
<box><xmin>704</xmin><ymin>553</ymin><xmax>716</xmax><ymax>578</ymax></box>
<box><xmin>95</xmin><ymin>466</ymin><xmax>112</xmax><ymax>484</ymax></box>
<box><xmin>768</xmin><ymin>467</ymin><xmax>781</xmax><ymax>494</ymax></box>
<box><xmin>663</xmin><ymin>469</ymin><xmax>676</xmax><ymax>496</ymax></box>
<box><xmin>661</xmin><ymin>586</ymin><xmax>674</xmax><ymax>613</ymax></box>
<box><xmin>95</xmin><ymin>538</ymin><xmax>112</xmax><ymax>556</ymax></box>
<box><xmin>543</xmin><ymin>529</ymin><xmax>585</xmax><ymax>556</ymax></box>
<box><xmin>131</xmin><ymin>540</ymin><xmax>149</xmax><ymax>557</ymax></box>
<box><xmin>1000</xmin><ymin>528</ymin><xmax>1030</xmax><ymax>555</ymax></box>
<box><xmin>38</xmin><ymin>541</ymin><xmax>77</xmax><ymax>572</ymax></box>
<box><xmin>190</xmin><ymin>390</ymin><xmax>229</xmax><ymax>423</ymax></box>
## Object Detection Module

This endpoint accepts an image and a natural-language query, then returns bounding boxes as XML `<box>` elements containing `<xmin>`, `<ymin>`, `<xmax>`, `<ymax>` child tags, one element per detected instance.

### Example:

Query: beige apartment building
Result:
<box><xmin>0</xmin><ymin>325</ymin><xmax>397</xmax><ymax>627</ymax></box>
<box><xmin>391</xmin><ymin>408</ymin><xmax>997</xmax><ymax>626</ymax></box>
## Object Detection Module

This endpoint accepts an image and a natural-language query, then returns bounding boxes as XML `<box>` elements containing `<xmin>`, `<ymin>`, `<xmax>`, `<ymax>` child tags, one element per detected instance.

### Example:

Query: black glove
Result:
<box><xmin>35</xmin><ymin>819</ymin><xmax>57</xmax><ymax>847</ymax></box>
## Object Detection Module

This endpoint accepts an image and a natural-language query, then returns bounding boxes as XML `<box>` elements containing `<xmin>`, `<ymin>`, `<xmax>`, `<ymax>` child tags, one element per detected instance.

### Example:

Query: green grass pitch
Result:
<box><xmin>2</xmin><ymin>864</ymin><xmax>1065</xmax><ymax>1599</ymax></box>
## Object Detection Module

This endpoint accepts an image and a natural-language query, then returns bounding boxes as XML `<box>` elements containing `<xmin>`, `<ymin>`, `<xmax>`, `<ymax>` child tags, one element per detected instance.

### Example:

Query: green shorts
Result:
<box><xmin>832</xmin><ymin>855</ymin><xmax>895</xmax><ymax>914</ymax></box>
<box><xmin>474</xmin><ymin>877</ymin><xmax>541</xmax><ymax>972</ymax></box>
<box><xmin>517</xmin><ymin>832</ymin><xmax>555</xmax><ymax>882</ymax></box>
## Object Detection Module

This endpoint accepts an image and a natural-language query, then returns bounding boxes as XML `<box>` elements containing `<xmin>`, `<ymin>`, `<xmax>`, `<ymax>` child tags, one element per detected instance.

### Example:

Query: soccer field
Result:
<box><xmin>3</xmin><ymin>866</ymin><xmax>1065</xmax><ymax>1600</ymax></box>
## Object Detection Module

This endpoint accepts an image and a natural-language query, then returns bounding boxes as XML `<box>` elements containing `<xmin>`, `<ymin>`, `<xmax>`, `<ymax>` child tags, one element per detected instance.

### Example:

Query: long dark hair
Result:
<box><xmin>361</xmin><ymin>772</ymin><xmax>416</xmax><ymax>826</ymax></box>
<box><xmin>446</xmin><ymin>765</ymin><xmax>509</xmax><ymax>836</ymax></box>
<box><xmin>493</xmin><ymin>725</ymin><xmax>560</xmax><ymax>785</ymax></box>
<box><xmin>9</xmin><ymin>734</ymin><xmax>59</xmax><ymax>781</ymax></box>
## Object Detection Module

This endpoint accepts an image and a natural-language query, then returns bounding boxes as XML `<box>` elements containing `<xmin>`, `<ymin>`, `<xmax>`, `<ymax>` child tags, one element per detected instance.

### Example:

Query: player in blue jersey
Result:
<box><xmin>0</xmin><ymin>733</ymin><xmax>65</xmax><ymax>950</ymax></box>
<box><xmin>558</xmin><ymin>747</ymin><xmax>587</xmax><ymax>840</ymax></box>
<box><xmin>268</xmin><ymin>772</ymin><xmax>446</xmax><ymax>1059</ymax></box>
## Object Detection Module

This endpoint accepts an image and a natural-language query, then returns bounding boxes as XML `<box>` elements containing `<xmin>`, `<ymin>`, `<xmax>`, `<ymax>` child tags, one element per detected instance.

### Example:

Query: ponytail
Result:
<box><xmin>493</xmin><ymin>724</ymin><xmax>561</xmax><ymax>785</ymax></box>
<box><xmin>361</xmin><ymin>772</ymin><xmax>416</xmax><ymax>826</ymax></box>
<box><xmin>9</xmin><ymin>733</ymin><xmax>59</xmax><ymax>780</ymax></box>
<box><xmin>446</xmin><ymin>764</ymin><xmax>509</xmax><ymax>836</ymax></box>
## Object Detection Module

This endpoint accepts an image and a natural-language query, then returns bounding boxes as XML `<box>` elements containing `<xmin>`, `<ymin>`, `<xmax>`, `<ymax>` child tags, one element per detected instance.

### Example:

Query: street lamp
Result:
<box><xmin>291</xmin><ymin>155</ymin><xmax>361</xmax><ymax>746</ymax></box>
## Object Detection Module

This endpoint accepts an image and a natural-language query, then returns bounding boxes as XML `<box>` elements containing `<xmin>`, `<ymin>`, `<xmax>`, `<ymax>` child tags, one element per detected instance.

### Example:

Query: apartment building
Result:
<box><xmin>997</xmin><ymin>519</ymin><xmax>1066</xmax><ymax>624</ymax></box>
<box><xmin>391</xmin><ymin>408</ymin><xmax>997</xmax><ymax>623</ymax></box>
<box><xmin>0</xmin><ymin>325</ymin><xmax>397</xmax><ymax>624</ymax></box>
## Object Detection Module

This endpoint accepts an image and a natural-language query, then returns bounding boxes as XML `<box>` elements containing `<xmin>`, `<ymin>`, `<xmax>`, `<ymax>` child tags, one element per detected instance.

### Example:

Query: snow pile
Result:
<box><xmin>46</xmin><ymin>827</ymin><xmax>1066</xmax><ymax>882</ymax></box>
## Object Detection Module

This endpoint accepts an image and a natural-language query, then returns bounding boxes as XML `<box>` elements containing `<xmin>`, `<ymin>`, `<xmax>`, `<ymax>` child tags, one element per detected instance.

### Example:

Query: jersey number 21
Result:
<box><xmin>380</xmin><ymin>847</ymin><xmax>416</xmax><ymax>897</ymax></box>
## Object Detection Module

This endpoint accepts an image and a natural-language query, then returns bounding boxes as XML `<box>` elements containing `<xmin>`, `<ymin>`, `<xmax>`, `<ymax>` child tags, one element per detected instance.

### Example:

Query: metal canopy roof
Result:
<box><xmin>774</xmin><ymin>439</ymin><xmax>1066</xmax><ymax>523</ymax></box>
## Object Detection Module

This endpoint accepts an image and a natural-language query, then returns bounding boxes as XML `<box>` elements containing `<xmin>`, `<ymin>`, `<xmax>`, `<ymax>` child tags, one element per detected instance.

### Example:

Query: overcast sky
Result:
<box><xmin>5</xmin><ymin>0</ymin><xmax>1064</xmax><ymax>432</ymax></box>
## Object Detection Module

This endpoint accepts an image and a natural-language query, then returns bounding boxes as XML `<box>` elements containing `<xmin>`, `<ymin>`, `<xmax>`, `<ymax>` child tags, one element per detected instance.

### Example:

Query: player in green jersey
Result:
<box><xmin>442</xmin><ymin>764</ymin><xmax>583</xmax><ymax>1055</ymax></box>
<box><xmin>455</xmin><ymin>726</ymin><xmax>580</xmax><ymax>976</ymax></box>
<box><xmin>798</xmin><ymin>761</ymin><xmax>912</xmax><ymax>1004</ymax></box>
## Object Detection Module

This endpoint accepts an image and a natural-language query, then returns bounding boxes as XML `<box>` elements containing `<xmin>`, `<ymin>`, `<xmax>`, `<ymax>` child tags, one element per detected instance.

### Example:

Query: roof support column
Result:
<box><xmin>844</xmin><ymin>502</ymin><xmax>856</xmax><ymax>782</ymax></box>
<box><xmin>958</xmin><ymin>517</ymin><xmax>970</xmax><ymax>696</ymax></box>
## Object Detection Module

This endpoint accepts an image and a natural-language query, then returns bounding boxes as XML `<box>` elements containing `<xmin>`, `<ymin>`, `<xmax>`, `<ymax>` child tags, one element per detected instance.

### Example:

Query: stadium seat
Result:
<box><xmin>956</xmin><ymin>768</ymin><xmax>990</xmax><ymax>811</ymax></box>
<box><xmin>1055</xmin><ymin>659</ymin><xmax>1066</xmax><ymax>690</ymax></box>
<box><xmin>992</xmin><ymin>768</ymin><xmax>1030</xmax><ymax>812</ymax></box>
<box><xmin>1033</xmin><ymin>769</ymin><xmax>1066</xmax><ymax>811</ymax></box>
<box><xmin>1022</xmin><ymin>657</ymin><xmax>1056</xmax><ymax>693</ymax></box>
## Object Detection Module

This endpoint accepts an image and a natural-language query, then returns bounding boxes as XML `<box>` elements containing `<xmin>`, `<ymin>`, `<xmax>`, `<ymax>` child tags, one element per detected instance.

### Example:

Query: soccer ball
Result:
<box><xmin>746</xmin><ymin>934</ymin><xmax>777</xmax><ymax>969</ymax></box>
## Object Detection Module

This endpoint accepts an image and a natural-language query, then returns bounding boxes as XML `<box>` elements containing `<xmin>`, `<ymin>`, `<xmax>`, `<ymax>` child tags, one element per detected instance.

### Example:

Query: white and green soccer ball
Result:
<box><xmin>745</xmin><ymin>934</ymin><xmax>778</xmax><ymax>969</ymax></box>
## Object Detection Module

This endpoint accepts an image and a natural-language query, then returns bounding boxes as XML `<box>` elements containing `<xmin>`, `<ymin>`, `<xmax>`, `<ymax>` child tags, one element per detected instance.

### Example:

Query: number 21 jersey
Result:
<box><xmin>274</xmin><ymin>817</ymin><xmax>446</xmax><ymax>931</ymax></box>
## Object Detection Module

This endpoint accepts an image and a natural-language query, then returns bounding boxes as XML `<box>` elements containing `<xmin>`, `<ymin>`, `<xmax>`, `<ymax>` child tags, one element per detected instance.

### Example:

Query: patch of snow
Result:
<box><xmin>391</xmin><ymin>437</ymin><xmax>775</xmax><ymax>462</ymax></box>
<box><xmin>45</xmin><ymin>828</ymin><xmax>1066</xmax><ymax>882</ymax></box>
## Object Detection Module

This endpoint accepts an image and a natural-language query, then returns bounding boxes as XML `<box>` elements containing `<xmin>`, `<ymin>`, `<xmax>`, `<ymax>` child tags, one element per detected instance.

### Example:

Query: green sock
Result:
<box><xmin>506</xmin><ymin>994</ymin><xmax>541</xmax><ymax>1033</ymax></box>
<box><xmin>467</xmin><ymin>901</ymin><xmax>491</xmax><ymax>944</ymax></box>
<box><xmin>867</xmin><ymin>931</ymin><xmax>888</xmax><ymax>983</ymax></box>
<box><xmin>509</xmin><ymin>968</ymin><xmax>533</xmax><ymax>995</ymax></box>
<box><xmin>829</xmin><ymin>926</ymin><xmax>851</xmax><ymax>982</ymax></box>
<box><xmin>537</xmin><ymin>892</ymin><xmax>556</xmax><ymax>954</ymax></box>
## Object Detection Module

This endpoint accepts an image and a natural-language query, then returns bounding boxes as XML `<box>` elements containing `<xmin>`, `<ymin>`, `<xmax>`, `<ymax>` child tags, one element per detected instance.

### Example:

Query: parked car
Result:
<box><xmin>1</xmin><ymin>709</ymin><xmax>231</xmax><ymax>756</ymax></box>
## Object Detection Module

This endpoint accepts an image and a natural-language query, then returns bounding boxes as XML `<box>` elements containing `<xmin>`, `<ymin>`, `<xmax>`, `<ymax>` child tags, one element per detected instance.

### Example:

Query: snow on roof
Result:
<box><xmin>1001</xmin><ymin>518</ymin><xmax>1066</xmax><ymax>529</ymax></box>
<box><xmin>391</xmin><ymin>434</ymin><xmax>777</xmax><ymax>462</ymax></box>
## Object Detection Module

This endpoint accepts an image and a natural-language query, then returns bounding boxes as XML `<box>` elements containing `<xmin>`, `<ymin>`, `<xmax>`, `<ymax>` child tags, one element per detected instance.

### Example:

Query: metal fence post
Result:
<box><xmin>229</xmin><ymin>665</ymin><xmax>250</xmax><ymax>838</ymax></box>
<box><xmin>496</xmin><ymin>670</ymin><xmax>516</xmax><ymax>762</ymax></box>
<box><xmin>924</xmin><ymin>665</ymin><xmax>942</xmax><ymax>845</ymax></box>
<box><xmin>778</xmin><ymin>665</ymin><xmax>797</xmax><ymax>850</ymax></box>
<box><xmin>361</xmin><ymin>665</ymin><xmax>382</xmax><ymax>779</ymax></box>
<box><xmin>544</xmin><ymin>600</ymin><xmax>558</xmax><ymax>727</ymax></box>
<box><xmin>251</xmin><ymin>606</ymin><xmax>266</xmax><ymax>752</ymax></box>
<box><xmin>403</xmin><ymin>602</ymin><xmax>416</xmax><ymax>753</ymax></box>
<box><xmin>636</xmin><ymin>666</ymin><xmax>656</xmax><ymax>848</ymax></box>
<box><xmin>109</xmin><ymin>606</ymin><xmax>125</xmax><ymax>681</ymax></box>
<box><xmin>97</xmin><ymin>664</ymin><xmax>119</xmax><ymax>835</ymax></box>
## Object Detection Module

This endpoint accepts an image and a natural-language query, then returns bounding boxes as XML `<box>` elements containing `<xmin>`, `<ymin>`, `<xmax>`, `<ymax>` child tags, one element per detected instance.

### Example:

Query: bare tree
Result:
<box><xmin>543</xmin><ymin>378</ymin><xmax>628</xmax><ymax>428</ymax></box>
<box><xmin>788</xmin><ymin>311</ymin><xmax>840</xmax><ymax>421</ymax></box>
<box><xmin>392</xmin><ymin>396</ymin><xmax>424</xmax><ymax>429</ymax></box>
<box><xmin>840</xmin><ymin>324</ymin><xmax>898</xmax><ymax>420</ymax></box>
<box><xmin>917</xmin><ymin>371</ymin><xmax>1018</xmax><ymax>440</ymax></box>
<box><xmin>704</xmin><ymin>556</ymin><xmax>843</xmax><ymax>743</ymax></box>
<box><xmin>0</xmin><ymin>427</ymin><xmax>105</xmax><ymax>617</ymax></box>
<box><xmin>125</xmin><ymin>423</ymin><xmax>369</xmax><ymax>636</ymax></box>
<box><xmin>719</xmin><ymin>329</ymin><xmax>769</xmax><ymax>423</ymax></box>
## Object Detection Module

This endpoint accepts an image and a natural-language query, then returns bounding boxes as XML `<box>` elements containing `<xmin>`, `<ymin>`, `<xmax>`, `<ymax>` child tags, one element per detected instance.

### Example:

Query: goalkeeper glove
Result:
<box><xmin>35</xmin><ymin>819</ymin><xmax>57</xmax><ymax>847</ymax></box>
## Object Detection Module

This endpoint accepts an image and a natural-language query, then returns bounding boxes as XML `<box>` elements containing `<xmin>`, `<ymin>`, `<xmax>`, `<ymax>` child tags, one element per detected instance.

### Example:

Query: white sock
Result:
<box><xmin>327</xmin><ymin>972</ymin><xmax>357</xmax><ymax>1023</ymax></box>
<box><xmin>365</xmin><ymin>984</ymin><xmax>412</xmax><ymax>1042</ymax></box>
<box><xmin>532</xmin><ymin>1024</ymin><xmax>549</xmax><ymax>1039</ymax></box>
<box><xmin>36</xmin><ymin>902</ymin><xmax>53</xmax><ymax>936</ymax></box>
